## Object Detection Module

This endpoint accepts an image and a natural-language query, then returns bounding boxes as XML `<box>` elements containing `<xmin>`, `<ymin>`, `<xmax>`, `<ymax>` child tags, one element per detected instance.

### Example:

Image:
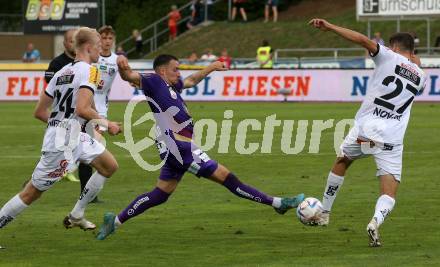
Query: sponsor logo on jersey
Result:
<box><xmin>109</xmin><ymin>67</ymin><xmax>116</xmax><ymax>76</ymax></box>
<box><xmin>56</xmin><ymin>74</ymin><xmax>74</xmax><ymax>85</ymax></box>
<box><xmin>99</xmin><ymin>65</ymin><xmax>107</xmax><ymax>71</ymax></box>
<box><xmin>97</xmin><ymin>80</ymin><xmax>105</xmax><ymax>90</ymax></box>
<box><xmin>89</xmin><ymin>66</ymin><xmax>100</xmax><ymax>85</ymax></box>
<box><xmin>80</xmin><ymin>134</ymin><xmax>94</xmax><ymax>144</ymax></box>
<box><xmin>395</xmin><ymin>64</ymin><xmax>420</xmax><ymax>85</ymax></box>
<box><xmin>47</xmin><ymin>119</ymin><xmax>70</xmax><ymax>129</ymax></box>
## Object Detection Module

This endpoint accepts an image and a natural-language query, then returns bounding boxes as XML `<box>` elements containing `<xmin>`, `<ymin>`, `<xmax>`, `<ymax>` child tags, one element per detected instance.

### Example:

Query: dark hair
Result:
<box><xmin>389</xmin><ymin>32</ymin><xmax>414</xmax><ymax>52</ymax></box>
<box><xmin>262</xmin><ymin>40</ymin><xmax>269</xmax><ymax>46</ymax></box>
<box><xmin>153</xmin><ymin>54</ymin><xmax>178</xmax><ymax>70</ymax></box>
<box><xmin>98</xmin><ymin>25</ymin><xmax>116</xmax><ymax>36</ymax></box>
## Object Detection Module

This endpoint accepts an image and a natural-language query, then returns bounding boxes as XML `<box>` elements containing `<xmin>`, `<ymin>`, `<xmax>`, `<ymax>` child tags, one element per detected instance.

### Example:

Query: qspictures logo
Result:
<box><xmin>25</xmin><ymin>0</ymin><xmax>66</xmax><ymax>21</ymax></box>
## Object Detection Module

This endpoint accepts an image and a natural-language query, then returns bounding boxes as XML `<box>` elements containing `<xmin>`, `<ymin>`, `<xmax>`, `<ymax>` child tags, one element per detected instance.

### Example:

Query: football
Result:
<box><xmin>296</xmin><ymin>197</ymin><xmax>323</xmax><ymax>225</ymax></box>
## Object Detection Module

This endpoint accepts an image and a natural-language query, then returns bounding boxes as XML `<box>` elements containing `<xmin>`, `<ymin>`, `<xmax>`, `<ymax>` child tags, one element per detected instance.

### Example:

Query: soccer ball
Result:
<box><xmin>296</xmin><ymin>197</ymin><xmax>323</xmax><ymax>225</ymax></box>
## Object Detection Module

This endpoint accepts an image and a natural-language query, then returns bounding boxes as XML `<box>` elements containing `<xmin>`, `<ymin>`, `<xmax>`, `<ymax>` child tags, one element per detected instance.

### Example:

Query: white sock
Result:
<box><xmin>114</xmin><ymin>216</ymin><xmax>122</xmax><ymax>228</ymax></box>
<box><xmin>372</xmin><ymin>194</ymin><xmax>395</xmax><ymax>227</ymax></box>
<box><xmin>322</xmin><ymin>172</ymin><xmax>344</xmax><ymax>211</ymax></box>
<box><xmin>272</xmin><ymin>197</ymin><xmax>282</xmax><ymax>208</ymax></box>
<box><xmin>0</xmin><ymin>194</ymin><xmax>28</xmax><ymax>228</ymax></box>
<box><xmin>70</xmin><ymin>172</ymin><xmax>107</xmax><ymax>219</ymax></box>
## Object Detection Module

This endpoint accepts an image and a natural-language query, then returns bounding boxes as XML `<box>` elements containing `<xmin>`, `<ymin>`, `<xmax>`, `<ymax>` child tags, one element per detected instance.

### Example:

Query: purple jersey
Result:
<box><xmin>141</xmin><ymin>73</ymin><xmax>193</xmax><ymax>138</ymax></box>
<box><xmin>140</xmin><ymin>73</ymin><xmax>217</xmax><ymax>181</ymax></box>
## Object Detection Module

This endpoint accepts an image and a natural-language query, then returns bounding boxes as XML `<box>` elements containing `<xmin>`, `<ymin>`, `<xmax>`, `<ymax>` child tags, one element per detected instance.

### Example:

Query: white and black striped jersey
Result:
<box><xmin>42</xmin><ymin>61</ymin><xmax>99</xmax><ymax>152</ymax></box>
<box><xmin>354</xmin><ymin>44</ymin><xmax>427</xmax><ymax>145</ymax></box>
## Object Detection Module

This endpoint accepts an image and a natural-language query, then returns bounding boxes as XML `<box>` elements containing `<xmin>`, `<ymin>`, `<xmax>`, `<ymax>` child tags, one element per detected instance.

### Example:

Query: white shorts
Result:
<box><xmin>339</xmin><ymin>128</ymin><xmax>403</xmax><ymax>182</ymax></box>
<box><xmin>31</xmin><ymin>132</ymin><xmax>105</xmax><ymax>191</ymax></box>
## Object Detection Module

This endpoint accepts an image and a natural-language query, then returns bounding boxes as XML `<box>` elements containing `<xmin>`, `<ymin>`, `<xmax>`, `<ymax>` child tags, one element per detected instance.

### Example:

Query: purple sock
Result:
<box><xmin>117</xmin><ymin>187</ymin><xmax>170</xmax><ymax>224</ymax></box>
<box><xmin>222</xmin><ymin>173</ymin><xmax>273</xmax><ymax>206</ymax></box>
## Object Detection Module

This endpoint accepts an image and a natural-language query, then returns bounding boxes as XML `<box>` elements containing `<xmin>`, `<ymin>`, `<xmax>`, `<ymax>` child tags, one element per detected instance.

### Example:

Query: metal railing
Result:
<box><xmin>274</xmin><ymin>48</ymin><xmax>366</xmax><ymax>61</ymax></box>
<box><xmin>117</xmin><ymin>0</ymin><xmax>218</xmax><ymax>58</ymax></box>
<box><xmin>275</xmin><ymin>47</ymin><xmax>440</xmax><ymax>61</ymax></box>
<box><xmin>116</xmin><ymin>0</ymin><xmax>191</xmax><ymax>56</ymax></box>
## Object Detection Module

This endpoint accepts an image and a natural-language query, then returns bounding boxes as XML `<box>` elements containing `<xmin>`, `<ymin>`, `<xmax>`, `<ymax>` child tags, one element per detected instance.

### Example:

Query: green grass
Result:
<box><xmin>0</xmin><ymin>102</ymin><xmax>439</xmax><ymax>266</ymax></box>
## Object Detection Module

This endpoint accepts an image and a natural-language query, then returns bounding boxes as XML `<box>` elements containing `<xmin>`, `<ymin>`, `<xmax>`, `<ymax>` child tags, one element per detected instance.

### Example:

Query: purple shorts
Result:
<box><xmin>158</xmin><ymin>140</ymin><xmax>218</xmax><ymax>181</ymax></box>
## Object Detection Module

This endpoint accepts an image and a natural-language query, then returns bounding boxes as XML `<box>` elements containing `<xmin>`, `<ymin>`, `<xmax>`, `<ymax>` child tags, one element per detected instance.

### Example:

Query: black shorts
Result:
<box><xmin>233</xmin><ymin>2</ymin><xmax>246</xmax><ymax>9</ymax></box>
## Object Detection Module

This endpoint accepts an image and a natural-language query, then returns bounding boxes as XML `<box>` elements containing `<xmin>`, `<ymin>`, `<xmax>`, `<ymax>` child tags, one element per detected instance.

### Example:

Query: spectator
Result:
<box><xmin>22</xmin><ymin>43</ymin><xmax>40</xmax><ymax>63</ymax></box>
<box><xmin>200</xmin><ymin>48</ymin><xmax>218</xmax><ymax>62</ymax></box>
<box><xmin>372</xmin><ymin>31</ymin><xmax>385</xmax><ymax>46</ymax></box>
<box><xmin>188</xmin><ymin>51</ymin><xmax>199</xmax><ymax>65</ymax></box>
<box><xmin>231</xmin><ymin>0</ymin><xmax>247</xmax><ymax>22</ymax></box>
<box><xmin>218</xmin><ymin>48</ymin><xmax>232</xmax><ymax>68</ymax></box>
<box><xmin>187</xmin><ymin>0</ymin><xmax>203</xmax><ymax>29</ymax></box>
<box><xmin>132</xmin><ymin>29</ymin><xmax>143</xmax><ymax>56</ymax></box>
<box><xmin>256</xmin><ymin>40</ymin><xmax>273</xmax><ymax>69</ymax></box>
<box><xmin>116</xmin><ymin>46</ymin><xmax>127</xmax><ymax>57</ymax></box>
<box><xmin>264</xmin><ymin>0</ymin><xmax>279</xmax><ymax>23</ymax></box>
<box><xmin>168</xmin><ymin>5</ymin><xmax>181</xmax><ymax>41</ymax></box>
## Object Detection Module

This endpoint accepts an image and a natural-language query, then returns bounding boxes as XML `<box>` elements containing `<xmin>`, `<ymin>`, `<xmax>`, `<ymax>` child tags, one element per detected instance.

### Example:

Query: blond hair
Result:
<box><xmin>73</xmin><ymin>27</ymin><xmax>100</xmax><ymax>50</ymax></box>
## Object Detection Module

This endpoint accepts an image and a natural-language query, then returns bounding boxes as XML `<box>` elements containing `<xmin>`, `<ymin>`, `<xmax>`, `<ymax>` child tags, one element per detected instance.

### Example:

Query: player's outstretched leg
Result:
<box><xmin>0</xmin><ymin>181</ymin><xmax>42</xmax><ymax>229</ymax></box>
<box><xmin>0</xmin><ymin>195</ymin><xmax>29</xmax><ymax>229</ymax></box>
<box><xmin>315</xmin><ymin>157</ymin><xmax>352</xmax><ymax>226</ymax></box>
<box><xmin>97</xmin><ymin>187</ymin><xmax>171</xmax><ymax>240</ymax></box>
<box><xmin>209</xmin><ymin>164</ymin><xmax>304</xmax><ymax>214</ymax></box>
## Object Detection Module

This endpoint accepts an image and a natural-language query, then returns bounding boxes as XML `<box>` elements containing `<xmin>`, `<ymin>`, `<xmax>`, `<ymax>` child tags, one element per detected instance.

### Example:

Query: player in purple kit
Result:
<box><xmin>96</xmin><ymin>54</ymin><xmax>304</xmax><ymax>240</ymax></box>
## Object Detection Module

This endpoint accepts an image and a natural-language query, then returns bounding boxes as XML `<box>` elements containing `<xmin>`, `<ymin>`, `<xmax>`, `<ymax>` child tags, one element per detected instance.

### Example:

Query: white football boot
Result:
<box><xmin>63</xmin><ymin>214</ymin><xmax>96</xmax><ymax>231</ymax></box>
<box><xmin>367</xmin><ymin>218</ymin><xmax>381</xmax><ymax>247</ymax></box>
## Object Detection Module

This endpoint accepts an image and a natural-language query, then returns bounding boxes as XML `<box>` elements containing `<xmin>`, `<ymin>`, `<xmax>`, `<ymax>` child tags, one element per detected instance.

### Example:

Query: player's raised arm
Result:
<box><xmin>183</xmin><ymin>61</ymin><xmax>228</xmax><ymax>88</ymax></box>
<box><xmin>76</xmin><ymin>88</ymin><xmax>121</xmax><ymax>135</ymax></box>
<box><xmin>33</xmin><ymin>91</ymin><xmax>54</xmax><ymax>123</ymax></box>
<box><xmin>309</xmin><ymin>18</ymin><xmax>378</xmax><ymax>55</ymax></box>
<box><xmin>117</xmin><ymin>55</ymin><xmax>141</xmax><ymax>88</ymax></box>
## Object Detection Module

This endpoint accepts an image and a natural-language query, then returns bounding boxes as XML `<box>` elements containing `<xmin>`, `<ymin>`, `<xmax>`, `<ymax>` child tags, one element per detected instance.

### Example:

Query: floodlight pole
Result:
<box><xmin>204</xmin><ymin>1</ymin><xmax>208</xmax><ymax>22</ymax></box>
<box><xmin>367</xmin><ymin>20</ymin><xmax>371</xmax><ymax>38</ymax></box>
<box><xmin>102</xmin><ymin>0</ymin><xmax>106</xmax><ymax>26</ymax></box>
<box><xmin>427</xmin><ymin>18</ymin><xmax>431</xmax><ymax>54</ymax></box>
<box><xmin>228</xmin><ymin>0</ymin><xmax>231</xmax><ymax>20</ymax></box>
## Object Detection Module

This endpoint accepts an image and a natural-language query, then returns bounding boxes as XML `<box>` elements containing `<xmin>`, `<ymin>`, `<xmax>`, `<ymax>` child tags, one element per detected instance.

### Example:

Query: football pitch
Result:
<box><xmin>0</xmin><ymin>101</ymin><xmax>439</xmax><ymax>267</ymax></box>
